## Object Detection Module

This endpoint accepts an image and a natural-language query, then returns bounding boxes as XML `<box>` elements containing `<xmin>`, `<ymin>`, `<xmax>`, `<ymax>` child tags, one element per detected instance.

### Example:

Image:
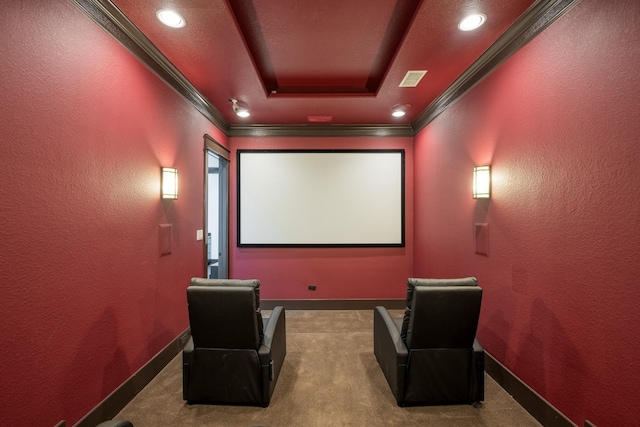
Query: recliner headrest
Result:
<box><xmin>188</xmin><ymin>278</ymin><xmax>264</xmax><ymax>346</ymax></box>
<box><xmin>401</xmin><ymin>277</ymin><xmax>478</xmax><ymax>342</ymax></box>
<box><xmin>190</xmin><ymin>278</ymin><xmax>261</xmax><ymax>310</ymax></box>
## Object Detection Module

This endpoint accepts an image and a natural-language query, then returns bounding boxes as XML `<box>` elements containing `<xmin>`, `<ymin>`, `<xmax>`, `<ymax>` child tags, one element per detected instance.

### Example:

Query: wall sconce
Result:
<box><xmin>161</xmin><ymin>167</ymin><xmax>178</xmax><ymax>200</ymax></box>
<box><xmin>229</xmin><ymin>98</ymin><xmax>250</xmax><ymax>118</ymax></box>
<box><xmin>473</xmin><ymin>165</ymin><xmax>491</xmax><ymax>199</ymax></box>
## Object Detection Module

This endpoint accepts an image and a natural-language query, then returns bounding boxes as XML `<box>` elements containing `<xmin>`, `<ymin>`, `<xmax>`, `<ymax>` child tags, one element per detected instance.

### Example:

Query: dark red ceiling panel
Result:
<box><xmin>226</xmin><ymin>0</ymin><xmax>422</xmax><ymax>96</ymax></box>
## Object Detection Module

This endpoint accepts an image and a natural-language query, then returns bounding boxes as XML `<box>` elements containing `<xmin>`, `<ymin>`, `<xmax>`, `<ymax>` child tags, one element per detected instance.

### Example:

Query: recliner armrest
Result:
<box><xmin>183</xmin><ymin>336</ymin><xmax>194</xmax><ymax>362</ymax></box>
<box><xmin>374</xmin><ymin>306</ymin><xmax>408</xmax><ymax>405</ymax></box>
<box><xmin>182</xmin><ymin>336</ymin><xmax>194</xmax><ymax>401</ymax></box>
<box><xmin>259</xmin><ymin>306</ymin><xmax>286</xmax><ymax>373</ymax></box>
<box><xmin>473</xmin><ymin>338</ymin><xmax>483</xmax><ymax>354</ymax></box>
<box><xmin>258</xmin><ymin>306</ymin><xmax>286</xmax><ymax>406</ymax></box>
<box><xmin>374</xmin><ymin>307</ymin><xmax>408</xmax><ymax>362</ymax></box>
<box><xmin>472</xmin><ymin>338</ymin><xmax>485</xmax><ymax>402</ymax></box>
<box><xmin>259</xmin><ymin>306</ymin><xmax>285</xmax><ymax>362</ymax></box>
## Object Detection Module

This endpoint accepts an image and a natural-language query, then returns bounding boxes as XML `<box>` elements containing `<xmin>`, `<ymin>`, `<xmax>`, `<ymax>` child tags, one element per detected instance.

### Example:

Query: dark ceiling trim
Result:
<box><xmin>69</xmin><ymin>0</ymin><xmax>580</xmax><ymax>139</ymax></box>
<box><xmin>69</xmin><ymin>0</ymin><xmax>231</xmax><ymax>133</ymax></box>
<box><xmin>228</xmin><ymin>125</ymin><xmax>414</xmax><ymax>138</ymax></box>
<box><xmin>411</xmin><ymin>0</ymin><xmax>582</xmax><ymax>134</ymax></box>
<box><xmin>69</xmin><ymin>0</ymin><xmax>412</xmax><ymax>138</ymax></box>
<box><xmin>225</xmin><ymin>0</ymin><xmax>423</xmax><ymax>97</ymax></box>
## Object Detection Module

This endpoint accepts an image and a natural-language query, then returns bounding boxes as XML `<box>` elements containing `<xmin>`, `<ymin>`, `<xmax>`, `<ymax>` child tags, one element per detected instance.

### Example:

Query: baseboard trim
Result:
<box><xmin>485</xmin><ymin>352</ymin><xmax>577</xmax><ymax>427</ymax></box>
<box><xmin>261</xmin><ymin>299</ymin><xmax>405</xmax><ymax>310</ymax></box>
<box><xmin>74</xmin><ymin>328</ymin><xmax>191</xmax><ymax>427</ymax></box>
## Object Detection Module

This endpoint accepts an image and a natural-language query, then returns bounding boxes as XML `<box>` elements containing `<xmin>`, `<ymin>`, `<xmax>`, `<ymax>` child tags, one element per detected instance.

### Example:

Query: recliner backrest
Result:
<box><xmin>187</xmin><ymin>279</ymin><xmax>263</xmax><ymax>350</ymax></box>
<box><xmin>401</xmin><ymin>277</ymin><xmax>482</xmax><ymax>349</ymax></box>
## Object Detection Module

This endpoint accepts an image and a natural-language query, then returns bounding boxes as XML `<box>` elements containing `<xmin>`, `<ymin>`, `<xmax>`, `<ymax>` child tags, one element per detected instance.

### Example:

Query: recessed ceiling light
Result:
<box><xmin>392</xmin><ymin>104</ymin><xmax>411</xmax><ymax>118</ymax></box>
<box><xmin>156</xmin><ymin>9</ymin><xmax>186</xmax><ymax>28</ymax></box>
<box><xmin>458</xmin><ymin>14</ymin><xmax>486</xmax><ymax>31</ymax></box>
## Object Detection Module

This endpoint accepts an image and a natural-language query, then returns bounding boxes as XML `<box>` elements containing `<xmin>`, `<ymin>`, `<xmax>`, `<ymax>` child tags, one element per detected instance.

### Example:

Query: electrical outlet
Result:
<box><xmin>308</xmin><ymin>285</ymin><xmax>316</xmax><ymax>291</ymax></box>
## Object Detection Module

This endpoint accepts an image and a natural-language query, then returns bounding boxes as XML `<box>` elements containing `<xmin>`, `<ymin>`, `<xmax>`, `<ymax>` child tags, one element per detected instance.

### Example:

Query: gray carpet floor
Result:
<box><xmin>116</xmin><ymin>310</ymin><xmax>541</xmax><ymax>426</ymax></box>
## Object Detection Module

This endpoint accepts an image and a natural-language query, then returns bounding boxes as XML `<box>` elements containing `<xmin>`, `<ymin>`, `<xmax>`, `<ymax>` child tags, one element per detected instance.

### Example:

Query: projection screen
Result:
<box><xmin>237</xmin><ymin>149</ymin><xmax>404</xmax><ymax>247</ymax></box>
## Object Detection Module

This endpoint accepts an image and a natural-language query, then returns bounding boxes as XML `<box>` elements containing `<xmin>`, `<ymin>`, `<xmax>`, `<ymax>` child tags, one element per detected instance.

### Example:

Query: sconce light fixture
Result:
<box><xmin>473</xmin><ymin>165</ymin><xmax>491</xmax><ymax>199</ymax></box>
<box><xmin>161</xmin><ymin>167</ymin><xmax>178</xmax><ymax>200</ymax></box>
<box><xmin>230</xmin><ymin>98</ymin><xmax>250</xmax><ymax>118</ymax></box>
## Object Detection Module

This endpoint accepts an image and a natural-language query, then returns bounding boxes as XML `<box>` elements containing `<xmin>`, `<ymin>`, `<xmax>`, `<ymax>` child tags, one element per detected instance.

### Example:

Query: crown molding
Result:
<box><xmin>70</xmin><ymin>0</ymin><xmax>230</xmax><ymax>133</ymax></box>
<box><xmin>228</xmin><ymin>124</ymin><xmax>414</xmax><ymax>138</ymax></box>
<box><xmin>70</xmin><ymin>0</ymin><xmax>579</xmax><ymax>138</ymax></box>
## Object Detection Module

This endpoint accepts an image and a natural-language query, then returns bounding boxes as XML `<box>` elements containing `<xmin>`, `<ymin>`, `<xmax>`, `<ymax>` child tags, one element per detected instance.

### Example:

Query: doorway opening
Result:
<box><xmin>204</xmin><ymin>135</ymin><xmax>230</xmax><ymax>279</ymax></box>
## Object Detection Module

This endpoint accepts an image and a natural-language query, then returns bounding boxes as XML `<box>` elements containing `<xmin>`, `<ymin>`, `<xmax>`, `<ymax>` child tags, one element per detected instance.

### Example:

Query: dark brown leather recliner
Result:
<box><xmin>374</xmin><ymin>277</ymin><xmax>484</xmax><ymax>406</ymax></box>
<box><xmin>183</xmin><ymin>278</ymin><xmax>286</xmax><ymax>407</ymax></box>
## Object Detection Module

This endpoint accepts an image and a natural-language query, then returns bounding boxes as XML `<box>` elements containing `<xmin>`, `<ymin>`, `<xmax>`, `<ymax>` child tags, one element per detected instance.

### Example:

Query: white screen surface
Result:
<box><xmin>238</xmin><ymin>150</ymin><xmax>404</xmax><ymax>246</ymax></box>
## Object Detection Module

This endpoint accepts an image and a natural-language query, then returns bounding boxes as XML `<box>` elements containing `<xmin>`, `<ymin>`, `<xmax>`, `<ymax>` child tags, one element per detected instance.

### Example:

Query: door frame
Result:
<box><xmin>204</xmin><ymin>134</ymin><xmax>230</xmax><ymax>279</ymax></box>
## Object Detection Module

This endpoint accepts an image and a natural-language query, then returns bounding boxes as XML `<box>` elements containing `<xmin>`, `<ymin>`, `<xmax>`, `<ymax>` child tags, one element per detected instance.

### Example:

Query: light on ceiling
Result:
<box><xmin>161</xmin><ymin>167</ymin><xmax>178</xmax><ymax>200</ymax></box>
<box><xmin>458</xmin><ymin>14</ymin><xmax>487</xmax><ymax>31</ymax></box>
<box><xmin>156</xmin><ymin>9</ymin><xmax>186</xmax><ymax>28</ymax></box>
<box><xmin>391</xmin><ymin>104</ymin><xmax>411</xmax><ymax>118</ymax></box>
<box><xmin>473</xmin><ymin>165</ymin><xmax>491</xmax><ymax>199</ymax></box>
<box><xmin>230</xmin><ymin>98</ymin><xmax>250</xmax><ymax>118</ymax></box>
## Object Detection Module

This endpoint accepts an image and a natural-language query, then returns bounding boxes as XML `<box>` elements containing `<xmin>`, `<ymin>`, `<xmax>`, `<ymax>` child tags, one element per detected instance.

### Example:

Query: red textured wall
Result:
<box><xmin>413</xmin><ymin>0</ymin><xmax>640</xmax><ymax>425</ymax></box>
<box><xmin>229</xmin><ymin>137</ymin><xmax>413</xmax><ymax>299</ymax></box>
<box><xmin>0</xmin><ymin>1</ymin><xmax>225</xmax><ymax>425</ymax></box>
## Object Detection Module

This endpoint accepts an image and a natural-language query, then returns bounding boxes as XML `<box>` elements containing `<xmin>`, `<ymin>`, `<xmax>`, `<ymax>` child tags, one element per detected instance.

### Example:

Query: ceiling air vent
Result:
<box><xmin>399</xmin><ymin>70</ymin><xmax>427</xmax><ymax>87</ymax></box>
<box><xmin>308</xmin><ymin>116</ymin><xmax>333</xmax><ymax>123</ymax></box>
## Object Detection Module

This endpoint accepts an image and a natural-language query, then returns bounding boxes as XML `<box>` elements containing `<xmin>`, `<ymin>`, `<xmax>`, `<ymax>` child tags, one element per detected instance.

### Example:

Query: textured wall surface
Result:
<box><xmin>413</xmin><ymin>0</ymin><xmax>640</xmax><ymax>426</ymax></box>
<box><xmin>3</xmin><ymin>0</ymin><xmax>639</xmax><ymax>425</ymax></box>
<box><xmin>230</xmin><ymin>137</ymin><xmax>414</xmax><ymax>299</ymax></box>
<box><xmin>0</xmin><ymin>1</ymin><xmax>225</xmax><ymax>425</ymax></box>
